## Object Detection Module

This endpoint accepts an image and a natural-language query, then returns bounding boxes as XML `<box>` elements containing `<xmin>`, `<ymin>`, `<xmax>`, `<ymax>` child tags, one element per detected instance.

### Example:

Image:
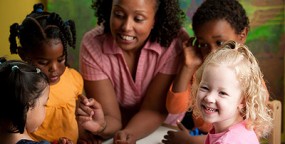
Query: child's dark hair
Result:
<box><xmin>9</xmin><ymin>3</ymin><xmax>76</xmax><ymax>65</ymax></box>
<box><xmin>192</xmin><ymin>0</ymin><xmax>249</xmax><ymax>35</ymax></box>
<box><xmin>0</xmin><ymin>57</ymin><xmax>49</xmax><ymax>134</ymax></box>
<box><xmin>91</xmin><ymin>0</ymin><xmax>185</xmax><ymax>48</ymax></box>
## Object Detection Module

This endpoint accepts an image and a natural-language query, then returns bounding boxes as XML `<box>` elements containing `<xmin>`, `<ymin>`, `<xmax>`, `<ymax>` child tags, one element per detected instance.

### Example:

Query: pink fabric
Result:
<box><xmin>164</xmin><ymin>113</ymin><xmax>185</xmax><ymax>125</ymax></box>
<box><xmin>205</xmin><ymin>120</ymin><xmax>259</xmax><ymax>144</ymax></box>
<box><xmin>80</xmin><ymin>26</ymin><xmax>188</xmax><ymax>124</ymax></box>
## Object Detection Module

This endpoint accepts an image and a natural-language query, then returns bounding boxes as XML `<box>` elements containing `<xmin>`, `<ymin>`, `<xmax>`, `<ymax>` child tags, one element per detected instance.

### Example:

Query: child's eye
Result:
<box><xmin>58</xmin><ymin>56</ymin><xmax>66</xmax><ymax>63</ymax></box>
<box><xmin>219</xmin><ymin>91</ymin><xmax>228</xmax><ymax>96</ymax></box>
<box><xmin>197</xmin><ymin>43</ymin><xmax>208</xmax><ymax>48</ymax></box>
<box><xmin>199</xmin><ymin>86</ymin><xmax>209</xmax><ymax>91</ymax></box>
<box><xmin>216</xmin><ymin>41</ymin><xmax>224</xmax><ymax>46</ymax></box>
<box><xmin>38</xmin><ymin>61</ymin><xmax>48</xmax><ymax>65</ymax></box>
<box><xmin>58</xmin><ymin>58</ymin><xmax>65</xmax><ymax>63</ymax></box>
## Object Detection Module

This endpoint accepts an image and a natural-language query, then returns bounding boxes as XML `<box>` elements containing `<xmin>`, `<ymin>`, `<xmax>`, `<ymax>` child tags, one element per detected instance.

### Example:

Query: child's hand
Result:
<box><xmin>162</xmin><ymin>121</ymin><xmax>191</xmax><ymax>144</ymax></box>
<box><xmin>114</xmin><ymin>130</ymin><xmax>136</xmax><ymax>144</ymax></box>
<box><xmin>58</xmin><ymin>137</ymin><xmax>73</xmax><ymax>144</ymax></box>
<box><xmin>183</xmin><ymin>37</ymin><xmax>203</xmax><ymax>70</ymax></box>
<box><xmin>77</xmin><ymin>128</ymin><xmax>103</xmax><ymax>144</ymax></box>
<box><xmin>52</xmin><ymin>137</ymin><xmax>73</xmax><ymax>144</ymax></box>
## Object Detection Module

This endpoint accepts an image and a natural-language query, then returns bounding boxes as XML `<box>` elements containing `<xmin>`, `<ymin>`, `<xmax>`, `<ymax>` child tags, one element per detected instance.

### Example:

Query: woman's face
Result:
<box><xmin>110</xmin><ymin>0</ymin><xmax>156</xmax><ymax>52</ymax></box>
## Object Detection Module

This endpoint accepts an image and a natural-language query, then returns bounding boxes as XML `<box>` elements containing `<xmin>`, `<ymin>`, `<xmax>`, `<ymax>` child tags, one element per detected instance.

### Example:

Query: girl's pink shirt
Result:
<box><xmin>205</xmin><ymin>120</ymin><xmax>259</xmax><ymax>144</ymax></box>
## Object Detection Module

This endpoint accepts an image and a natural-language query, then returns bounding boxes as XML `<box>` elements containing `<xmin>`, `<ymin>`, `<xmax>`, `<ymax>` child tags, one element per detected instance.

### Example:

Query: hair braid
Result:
<box><xmin>9</xmin><ymin>23</ymin><xmax>20</xmax><ymax>54</ymax></box>
<box><xmin>66</xmin><ymin>20</ymin><xmax>76</xmax><ymax>48</ymax></box>
<box><xmin>9</xmin><ymin>3</ymin><xmax>77</xmax><ymax>66</ymax></box>
<box><xmin>46</xmin><ymin>13</ymin><xmax>68</xmax><ymax>56</ymax></box>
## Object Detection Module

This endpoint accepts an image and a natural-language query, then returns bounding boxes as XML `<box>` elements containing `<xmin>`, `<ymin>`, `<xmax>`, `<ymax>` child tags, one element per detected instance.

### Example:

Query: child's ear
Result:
<box><xmin>239</xmin><ymin>27</ymin><xmax>249</xmax><ymax>43</ymax></box>
<box><xmin>238</xmin><ymin>104</ymin><xmax>245</xmax><ymax>110</ymax></box>
<box><xmin>238</xmin><ymin>98</ymin><xmax>246</xmax><ymax>113</ymax></box>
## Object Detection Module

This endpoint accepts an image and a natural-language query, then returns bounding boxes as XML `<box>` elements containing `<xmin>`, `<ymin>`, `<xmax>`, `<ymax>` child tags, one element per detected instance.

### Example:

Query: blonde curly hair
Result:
<box><xmin>191</xmin><ymin>40</ymin><xmax>273</xmax><ymax>138</ymax></box>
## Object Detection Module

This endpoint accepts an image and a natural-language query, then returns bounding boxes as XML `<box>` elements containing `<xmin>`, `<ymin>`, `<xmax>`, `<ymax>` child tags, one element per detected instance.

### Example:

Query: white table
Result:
<box><xmin>102</xmin><ymin>125</ymin><xmax>177</xmax><ymax>144</ymax></box>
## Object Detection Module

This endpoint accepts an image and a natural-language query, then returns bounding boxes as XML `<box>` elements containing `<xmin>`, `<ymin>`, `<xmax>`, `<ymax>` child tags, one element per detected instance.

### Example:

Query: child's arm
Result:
<box><xmin>172</xmin><ymin>38</ymin><xmax>202</xmax><ymax>92</ymax></box>
<box><xmin>166</xmin><ymin>84</ymin><xmax>191</xmax><ymax>113</ymax></box>
<box><xmin>166</xmin><ymin>38</ymin><xmax>202</xmax><ymax>114</ymax></box>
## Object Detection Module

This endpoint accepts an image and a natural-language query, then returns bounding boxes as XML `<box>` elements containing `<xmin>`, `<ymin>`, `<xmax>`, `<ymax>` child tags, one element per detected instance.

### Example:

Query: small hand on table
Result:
<box><xmin>113</xmin><ymin>130</ymin><xmax>136</xmax><ymax>144</ymax></box>
<box><xmin>162</xmin><ymin>121</ymin><xmax>190</xmax><ymax>144</ymax></box>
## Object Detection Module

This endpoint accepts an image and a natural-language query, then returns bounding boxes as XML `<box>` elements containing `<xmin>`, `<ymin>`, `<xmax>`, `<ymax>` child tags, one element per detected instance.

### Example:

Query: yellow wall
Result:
<box><xmin>0</xmin><ymin>0</ymin><xmax>43</xmax><ymax>60</ymax></box>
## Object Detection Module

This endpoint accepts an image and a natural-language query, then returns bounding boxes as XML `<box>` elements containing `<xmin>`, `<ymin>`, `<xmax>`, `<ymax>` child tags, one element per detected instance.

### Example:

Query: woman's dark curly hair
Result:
<box><xmin>9</xmin><ymin>3</ymin><xmax>76</xmax><ymax>66</ymax></box>
<box><xmin>192</xmin><ymin>0</ymin><xmax>249</xmax><ymax>35</ymax></box>
<box><xmin>91</xmin><ymin>0</ymin><xmax>185</xmax><ymax>48</ymax></box>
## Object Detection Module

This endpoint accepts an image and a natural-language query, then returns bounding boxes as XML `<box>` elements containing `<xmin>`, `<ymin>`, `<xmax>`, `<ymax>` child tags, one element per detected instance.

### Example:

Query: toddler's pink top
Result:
<box><xmin>205</xmin><ymin>120</ymin><xmax>259</xmax><ymax>144</ymax></box>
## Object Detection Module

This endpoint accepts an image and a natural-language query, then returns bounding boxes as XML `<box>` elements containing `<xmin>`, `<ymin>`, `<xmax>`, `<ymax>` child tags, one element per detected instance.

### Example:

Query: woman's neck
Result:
<box><xmin>122</xmin><ymin>50</ymin><xmax>141</xmax><ymax>81</ymax></box>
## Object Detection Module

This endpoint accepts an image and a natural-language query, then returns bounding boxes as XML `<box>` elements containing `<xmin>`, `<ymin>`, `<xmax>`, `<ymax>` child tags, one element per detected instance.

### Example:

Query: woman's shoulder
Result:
<box><xmin>81</xmin><ymin>26</ymin><xmax>112</xmax><ymax>54</ymax></box>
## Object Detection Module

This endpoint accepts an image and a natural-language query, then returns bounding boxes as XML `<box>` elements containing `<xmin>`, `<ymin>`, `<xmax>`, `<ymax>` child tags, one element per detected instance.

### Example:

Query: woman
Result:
<box><xmin>77</xmin><ymin>0</ymin><xmax>190</xmax><ymax>143</ymax></box>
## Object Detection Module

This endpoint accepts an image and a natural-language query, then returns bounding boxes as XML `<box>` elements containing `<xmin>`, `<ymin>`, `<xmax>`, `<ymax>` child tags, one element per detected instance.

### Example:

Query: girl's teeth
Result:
<box><xmin>206</xmin><ymin>107</ymin><xmax>215</xmax><ymax>112</ymax></box>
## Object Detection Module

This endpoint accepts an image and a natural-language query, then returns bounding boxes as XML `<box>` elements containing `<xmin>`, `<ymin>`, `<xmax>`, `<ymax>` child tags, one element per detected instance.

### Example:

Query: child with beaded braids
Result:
<box><xmin>9</xmin><ymin>3</ymin><xmax>83</xmax><ymax>143</ymax></box>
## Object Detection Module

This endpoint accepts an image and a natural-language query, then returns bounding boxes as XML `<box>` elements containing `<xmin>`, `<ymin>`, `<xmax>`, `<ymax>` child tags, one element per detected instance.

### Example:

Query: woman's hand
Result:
<box><xmin>76</xmin><ymin>94</ymin><xmax>106</xmax><ymax>134</ymax></box>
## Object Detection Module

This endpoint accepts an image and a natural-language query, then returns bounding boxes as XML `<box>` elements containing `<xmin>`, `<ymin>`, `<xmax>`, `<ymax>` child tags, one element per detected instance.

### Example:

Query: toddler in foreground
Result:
<box><xmin>164</xmin><ymin>41</ymin><xmax>272</xmax><ymax>143</ymax></box>
<box><xmin>0</xmin><ymin>58</ymin><xmax>71</xmax><ymax>144</ymax></box>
